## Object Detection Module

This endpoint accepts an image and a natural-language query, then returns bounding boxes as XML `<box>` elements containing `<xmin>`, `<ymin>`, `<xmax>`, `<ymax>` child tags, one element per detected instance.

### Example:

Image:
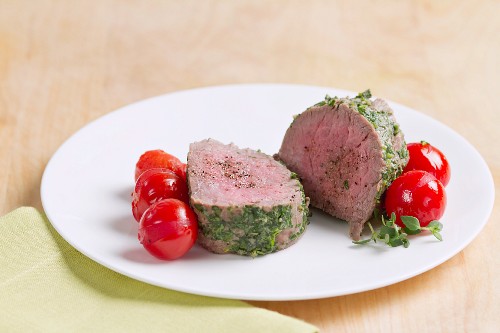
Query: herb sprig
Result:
<box><xmin>353</xmin><ymin>213</ymin><xmax>443</xmax><ymax>248</ymax></box>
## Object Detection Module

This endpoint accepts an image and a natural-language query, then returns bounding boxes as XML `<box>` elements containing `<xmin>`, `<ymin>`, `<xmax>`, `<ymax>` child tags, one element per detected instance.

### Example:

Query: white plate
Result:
<box><xmin>41</xmin><ymin>84</ymin><xmax>495</xmax><ymax>301</ymax></box>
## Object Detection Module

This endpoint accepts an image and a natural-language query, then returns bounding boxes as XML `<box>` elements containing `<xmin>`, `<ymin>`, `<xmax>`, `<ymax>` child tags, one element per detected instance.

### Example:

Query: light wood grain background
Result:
<box><xmin>1</xmin><ymin>1</ymin><xmax>499</xmax><ymax>332</ymax></box>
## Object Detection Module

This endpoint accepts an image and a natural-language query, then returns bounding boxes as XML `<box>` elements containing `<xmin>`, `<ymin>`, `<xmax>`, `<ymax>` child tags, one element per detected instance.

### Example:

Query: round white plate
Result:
<box><xmin>41</xmin><ymin>84</ymin><xmax>494</xmax><ymax>301</ymax></box>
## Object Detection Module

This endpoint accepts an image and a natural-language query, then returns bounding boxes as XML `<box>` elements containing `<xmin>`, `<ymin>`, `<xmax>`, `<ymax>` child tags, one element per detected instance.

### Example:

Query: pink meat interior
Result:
<box><xmin>188</xmin><ymin>139</ymin><xmax>298</xmax><ymax>208</ymax></box>
<box><xmin>278</xmin><ymin>105</ymin><xmax>385</xmax><ymax>223</ymax></box>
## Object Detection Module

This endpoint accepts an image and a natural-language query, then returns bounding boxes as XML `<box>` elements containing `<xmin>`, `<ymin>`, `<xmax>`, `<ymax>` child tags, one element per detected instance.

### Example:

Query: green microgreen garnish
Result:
<box><xmin>353</xmin><ymin>213</ymin><xmax>443</xmax><ymax>248</ymax></box>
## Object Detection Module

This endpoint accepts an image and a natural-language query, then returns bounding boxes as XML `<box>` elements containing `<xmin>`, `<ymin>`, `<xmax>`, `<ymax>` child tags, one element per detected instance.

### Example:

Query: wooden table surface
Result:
<box><xmin>1</xmin><ymin>1</ymin><xmax>499</xmax><ymax>332</ymax></box>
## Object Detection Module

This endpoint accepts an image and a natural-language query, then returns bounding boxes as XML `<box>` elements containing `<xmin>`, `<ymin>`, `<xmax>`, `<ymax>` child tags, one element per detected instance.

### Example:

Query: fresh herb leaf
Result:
<box><xmin>403</xmin><ymin>227</ymin><xmax>421</xmax><ymax>235</ymax></box>
<box><xmin>353</xmin><ymin>238</ymin><xmax>372</xmax><ymax>245</ymax></box>
<box><xmin>401</xmin><ymin>215</ymin><xmax>420</xmax><ymax>231</ymax></box>
<box><xmin>388</xmin><ymin>237</ymin><xmax>404</xmax><ymax>247</ymax></box>
<box><xmin>401</xmin><ymin>237</ymin><xmax>410</xmax><ymax>248</ymax></box>
<box><xmin>385</xmin><ymin>213</ymin><xmax>396</xmax><ymax>227</ymax></box>
<box><xmin>379</xmin><ymin>225</ymin><xmax>396</xmax><ymax>238</ymax></box>
<box><xmin>427</xmin><ymin>220</ymin><xmax>443</xmax><ymax>231</ymax></box>
<box><xmin>432</xmin><ymin>231</ymin><xmax>443</xmax><ymax>241</ymax></box>
<box><xmin>422</xmin><ymin>220</ymin><xmax>443</xmax><ymax>241</ymax></box>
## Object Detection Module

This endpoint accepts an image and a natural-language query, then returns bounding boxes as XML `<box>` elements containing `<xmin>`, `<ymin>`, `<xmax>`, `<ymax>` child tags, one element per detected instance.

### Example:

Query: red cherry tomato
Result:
<box><xmin>135</xmin><ymin>150</ymin><xmax>186</xmax><ymax>182</ymax></box>
<box><xmin>178</xmin><ymin>163</ymin><xmax>187</xmax><ymax>183</ymax></box>
<box><xmin>403</xmin><ymin>141</ymin><xmax>451</xmax><ymax>186</ymax></box>
<box><xmin>384</xmin><ymin>170</ymin><xmax>447</xmax><ymax>228</ymax></box>
<box><xmin>132</xmin><ymin>168</ymin><xmax>189</xmax><ymax>222</ymax></box>
<box><xmin>138</xmin><ymin>199</ymin><xmax>198</xmax><ymax>260</ymax></box>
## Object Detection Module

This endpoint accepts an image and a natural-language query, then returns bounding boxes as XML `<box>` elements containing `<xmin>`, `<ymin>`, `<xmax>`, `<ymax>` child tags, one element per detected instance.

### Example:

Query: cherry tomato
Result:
<box><xmin>132</xmin><ymin>168</ymin><xmax>189</xmax><ymax>222</ymax></box>
<box><xmin>138</xmin><ymin>199</ymin><xmax>198</xmax><ymax>260</ymax></box>
<box><xmin>403</xmin><ymin>141</ymin><xmax>451</xmax><ymax>186</ymax></box>
<box><xmin>178</xmin><ymin>163</ymin><xmax>187</xmax><ymax>183</ymax></box>
<box><xmin>384</xmin><ymin>170</ymin><xmax>447</xmax><ymax>228</ymax></box>
<box><xmin>135</xmin><ymin>150</ymin><xmax>186</xmax><ymax>182</ymax></box>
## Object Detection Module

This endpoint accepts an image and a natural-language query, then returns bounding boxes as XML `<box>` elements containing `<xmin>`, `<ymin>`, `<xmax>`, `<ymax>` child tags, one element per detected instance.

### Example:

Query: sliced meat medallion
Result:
<box><xmin>276</xmin><ymin>90</ymin><xmax>408</xmax><ymax>240</ymax></box>
<box><xmin>187</xmin><ymin>139</ymin><xmax>309</xmax><ymax>256</ymax></box>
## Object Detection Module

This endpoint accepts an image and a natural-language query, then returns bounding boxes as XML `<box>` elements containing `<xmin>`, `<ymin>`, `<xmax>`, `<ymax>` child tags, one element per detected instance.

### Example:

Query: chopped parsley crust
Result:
<box><xmin>193</xmin><ymin>175</ymin><xmax>309</xmax><ymax>257</ymax></box>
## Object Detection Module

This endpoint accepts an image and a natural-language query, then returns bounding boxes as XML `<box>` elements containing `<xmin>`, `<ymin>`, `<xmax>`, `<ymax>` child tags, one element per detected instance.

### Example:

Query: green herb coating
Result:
<box><xmin>193</xmin><ymin>175</ymin><xmax>309</xmax><ymax>257</ymax></box>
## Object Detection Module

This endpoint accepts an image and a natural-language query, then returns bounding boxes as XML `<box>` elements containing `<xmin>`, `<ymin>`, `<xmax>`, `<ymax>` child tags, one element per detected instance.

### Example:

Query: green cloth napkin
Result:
<box><xmin>0</xmin><ymin>207</ymin><xmax>318</xmax><ymax>333</ymax></box>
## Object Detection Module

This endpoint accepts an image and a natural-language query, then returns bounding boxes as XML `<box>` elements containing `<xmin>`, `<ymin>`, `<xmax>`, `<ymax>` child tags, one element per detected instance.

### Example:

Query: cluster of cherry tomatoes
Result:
<box><xmin>384</xmin><ymin>141</ymin><xmax>451</xmax><ymax>228</ymax></box>
<box><xmin>132</xmin><ymin>150</ymin><xmax>198</xmax><ymax>260</ymax></box>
